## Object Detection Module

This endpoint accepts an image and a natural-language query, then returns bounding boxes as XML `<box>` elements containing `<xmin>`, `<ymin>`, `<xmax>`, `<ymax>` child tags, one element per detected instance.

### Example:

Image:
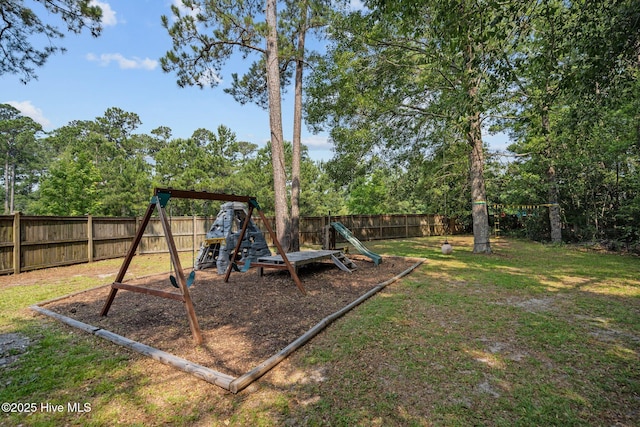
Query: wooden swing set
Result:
<box><xmin>100</xmin><ymin>188</ymin><xmax>304</xmax><ymax>345</ymax></box>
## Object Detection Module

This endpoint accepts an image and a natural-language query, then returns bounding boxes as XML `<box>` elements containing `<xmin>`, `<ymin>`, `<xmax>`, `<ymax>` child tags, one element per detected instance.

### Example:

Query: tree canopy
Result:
<box><xmin>301</xmin><ymin>0</ymin><xmax>640</xmax><ymax>249</ymax></box>
<box><xmin>0</xmin><ymin>0</ymin><xmax>103</xmax><ymax>82</ymax></box>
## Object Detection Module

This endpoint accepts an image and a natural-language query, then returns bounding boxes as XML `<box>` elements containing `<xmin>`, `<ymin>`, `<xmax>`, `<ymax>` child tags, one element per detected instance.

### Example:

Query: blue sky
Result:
<box><xmin>1</xmin><ymin>0</ymin><xmax>507</xmax><ymax>163</ymax></box>
<box><xmin>1</xmin><ymin>0</ymin><xmax>340</xmax><ymax>160</ymax></box>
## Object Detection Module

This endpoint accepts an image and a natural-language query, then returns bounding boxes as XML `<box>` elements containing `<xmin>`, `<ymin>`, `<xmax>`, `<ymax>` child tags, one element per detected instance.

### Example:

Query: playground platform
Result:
<box><xmin>256</xmin><ymin>250</ymin><xmax>356</xmax><ymax>274</ymax></box>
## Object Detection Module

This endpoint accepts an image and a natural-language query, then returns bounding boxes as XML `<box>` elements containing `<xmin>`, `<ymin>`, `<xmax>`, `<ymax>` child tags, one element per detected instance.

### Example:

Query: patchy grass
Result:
<box><xmin>0</xmin><ymin>253</ymin><xmax>194</xmax><ymax>331</ymax></box>
<box><xmin>1</xmin><ymin>236</ymin><xmax>639</xmax><ymax>426</ymax></box>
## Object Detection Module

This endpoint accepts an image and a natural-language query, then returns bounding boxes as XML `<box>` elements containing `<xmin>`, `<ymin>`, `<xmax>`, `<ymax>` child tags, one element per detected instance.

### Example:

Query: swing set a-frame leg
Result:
<box><xmin>256</xmin><ymin>209</ymin><xmax>305</xmax><ymax>294</ymax></box>
<box><xmin>100</xmin><ymin>196</ymin><xmax>203</xmax><ymax>345</ymax></box>
<box><xmin>100</xmin><ymin>202</ymin><xmax>155</xmax><ymax>317</ymax></box>
<box><xmin>157</xmin><ymin>199</ymin><xmax>203</xmax><ymax>345</ymax></box>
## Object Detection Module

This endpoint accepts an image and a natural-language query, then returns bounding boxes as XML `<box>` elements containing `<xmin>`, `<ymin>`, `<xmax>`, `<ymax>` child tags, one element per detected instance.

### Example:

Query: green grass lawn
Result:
<box><xmin>1</xmin><ymin>236</ymin><xmax>638</xmax><ymax>426</ymax></box>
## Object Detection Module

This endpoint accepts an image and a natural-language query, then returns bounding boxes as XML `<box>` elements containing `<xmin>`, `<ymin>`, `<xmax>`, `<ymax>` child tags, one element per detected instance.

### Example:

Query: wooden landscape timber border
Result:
<box><xmin>0</xmin><ymin>210</ymin><xmax>458</xmax><ymax>275</ymax></box>
<box><xmin>30</xmin><ymin>257</ymin><xmax>426</xmax><ymax>393</ymax></box>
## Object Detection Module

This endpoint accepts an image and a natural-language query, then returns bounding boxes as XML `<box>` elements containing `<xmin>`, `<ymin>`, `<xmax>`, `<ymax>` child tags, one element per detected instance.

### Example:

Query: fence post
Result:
<box><xmin>135</xmin><ymin>216</ymin><xmax>141</xmax><ymax>255</ymax></box>
<box><xmin>87</xmin><ymin>215</ymin><xmax>94</xmax><ymax>263</ymax></box>
<box><xmin>13</xmin><ymin>211</ymin><xmax>20</xmax><ymax>275</ymax></box>
<box><xmin>192</xmin><ymin>215</ymin><xmax>197</xmax><ymax>263</ymax></box>
<box><xmin>405</xmin><ymin>214</ymin><xmax>408</xmax><ymax>238</ymax></box>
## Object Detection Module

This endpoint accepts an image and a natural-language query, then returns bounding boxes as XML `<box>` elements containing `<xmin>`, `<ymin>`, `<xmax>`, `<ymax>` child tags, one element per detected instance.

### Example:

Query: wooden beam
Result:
<box><xmin>87</xmin><ymin>214</ymin><xmax>94</xmax><ymax>263</ymax></box>
<box><xmin>12</xmin><ymin>211</ymin><xmax>21</xmax><ymax>274</ymax></box>
<box><xmin>255</xmin><ymin>209</ymin><xmax>306</xmax><ymax>294</ymax></box>
<box><xmin>33</xmin><ymin>305</ymin><xmax>236</xmax><ymax>390</ymax></box>
<box><xmin>157</xmin><ymin>200</ymin><xmax>203</xmax><ymax>345</ymax></box>
<box><xmin>224</xmin><ymin>204</ymin><xmax>255</xmax><ymax>283</ymax></box>
<box><xmin>248</xmin><ymin>262</ymin><xmax>289</xmax><ymax>269</ymax></box>
<box><xmin>228</xmin><ymin>258</ymin><xmax>426</xmax><ymax>393</ymax></box>
<box><xmin>101</xmin><ymin>202</ymin><xmax>156</xmax><ymax>316</ymax></box>
<box><xmin>112</xmin><ymin>282</ymin><xmax>184</xmax><ymax>301</ymax></box>
<box><xmin>192</xmin><ymin>215</ymin><xmax>197</xmax><ymax>265</ymax></box>
<box><xmin>94</xmin><ymin>328</ymin><xmax>234</xmax><ymax>388</ymax></box>
<box><xmin>154</xmin><ymin>188</ymin><xmax>255</xmax><ymax>204</ymax></box>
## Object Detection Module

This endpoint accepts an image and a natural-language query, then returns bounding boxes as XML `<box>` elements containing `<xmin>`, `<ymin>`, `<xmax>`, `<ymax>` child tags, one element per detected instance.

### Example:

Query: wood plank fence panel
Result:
<box><xmin>0</xmin><ymin>216</ymin><xmax>13</xmax><ymax>274</ymax></box>
<box><xmin>92</xmin><ymin>217</ymin><xmax>137</xmax><ymax>261</ymax></box>
<box><xmin>19</xmin><ymin>216</ymin><xmax>88</xmax><ymax>272</ymax></box>
<box><xmin>0</xmin><ymin>212</ymin><xmax>460</xmax><ymax>275</ymax></box>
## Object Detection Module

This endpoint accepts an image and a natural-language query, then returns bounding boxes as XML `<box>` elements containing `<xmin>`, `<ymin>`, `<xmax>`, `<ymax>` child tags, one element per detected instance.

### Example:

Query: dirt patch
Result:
<box><xmin>38</xmin><ymin>255</ymin><xmax>419</xmax><ymax>377</ymax></box>
<box><xmin>0</xmin><ymin>332</ymin><xmax>31</xmax><ymax>370</ymax></box>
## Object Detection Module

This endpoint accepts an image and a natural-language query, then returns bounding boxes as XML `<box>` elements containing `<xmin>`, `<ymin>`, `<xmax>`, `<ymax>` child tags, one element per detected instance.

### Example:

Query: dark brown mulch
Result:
<box><xmin>40</xmin><ymin>255</ymin><xmax>419</xmax><ymax>377</ymax></box>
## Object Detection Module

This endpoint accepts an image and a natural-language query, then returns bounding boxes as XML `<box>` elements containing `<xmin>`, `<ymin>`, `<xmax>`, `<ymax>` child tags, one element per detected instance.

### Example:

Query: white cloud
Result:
<box><xmin>5</xmin><ymin>101</ymin><xmax>51</xmax><ymax>128</ymax></box>
<box><xmin>302</xmin><ymin>135</ymin><xmax>333</xmax><ymax>150</ymax></box>
<box><xmin>90</xmin><ymin>0</ymin><xmax>118</xmax><ymax>27</ymax></box>
<box><xmin>86</xmin><ymin>53</ymin><xmax>158</xmax><ymax>70</ymax></box>
<box><xmin>197</xmin><ymin>68</ymin><xmax>223</xmax><ymax>86</ymax></box>
<box><xmin>172</xmin><ymin>0</ymin><xmax>200</xmax><ymax>18</ymax></box>
<box><xmin>350</xmin><ymin>0</ymin><xmax>366</xmax><ymax>11</ymax></box>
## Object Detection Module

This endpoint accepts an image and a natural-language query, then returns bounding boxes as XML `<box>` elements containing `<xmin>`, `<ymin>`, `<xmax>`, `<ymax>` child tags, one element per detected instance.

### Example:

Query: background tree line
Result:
<box><xmin>304</xmin><ymin>0</ymin><xmax>639</xmax><ymax>250</ymax></box>
<box><xmin>0</xmin><ymin>104</ymin><xmax>348</xmax><ymax>218</ymax></box>
<box><xmin>1</xmin><ymin>0</ymin><xmax>638</xmax><ymax>251</ymax></box>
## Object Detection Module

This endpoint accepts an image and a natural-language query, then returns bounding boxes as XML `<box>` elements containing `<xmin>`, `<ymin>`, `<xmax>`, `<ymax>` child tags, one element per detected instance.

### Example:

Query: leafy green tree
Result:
<box><xmin>225</xmin><ymin>0</ymin><xmax>337</xmax><ymax>249</ymax></box>
<box><xmin>161</xmin><ymin>0</ymin><xmax>292</xmax><ymax>250</ymax></box>
<box><xmin>151</xmin><ymin>125</ymin><xmax>260</xmax><ymax>215</ymax></box>
<box><xmin>239</xmin><ymin>140</ymin><xmax>346</xmax><ymax>217</ymax></box>
<box><xmin>501</xmin><ymin>0</ymin><xmax>571</xmax><ymax>243</ymax></box>
<box><xmin>31</xmin><ymin>108</ymin><xmax>152</xmax><ymax>216</ymax></box>
<box><xmin>499</xmin><ymin>0</ymin><xmax>640</xmax><ymax>243</ymax></box>
<box><xmin>347</xmin><ymin>168</ymin><xmax>389</xmax><ymax>215</ymax></box>
<box><xmin>558</xmin><ymin>97</ymin><xmax>639</xmax><ymax>244</ymax></box>
<box><xmin>561</xmin><ymin>0</ymin><xmax>640</xmax><ymax>241</ymax></box>
<box><xmin>90</xmin><ymin>108</ymin><xmax>151</xmax><ymax>216</ymax></box>
<box><xmin>0</xmin><ymin>0</ymin><xmax>102</xmax><ymax>82</ymax></box>
<box><xmin>307</xmin><ymin>1</ymin><xmax>530</xmax><ymax>253</ymax></box>
<box><xmin>567</xmin><ymin>0</ymin><xmax>640</xmax><ymax>101</ymax></box>
<box><xmin>405</xmin><ymin>139</ymin><xmax>472</xmax><ymax>219</ymax></box>
<box><xmin>0</xmin><ymin>103</ymin><xmax>45</xmax><ymax>213</ymax></box>
<box><xmin>283</xmin><ymin>0</ymin><xmax>335</xmax><ymax>249</ymax></box>
<box><xmin>300</xmin><ymin>159</ymin><xmax>347</xmax><ymax>216</ymax></box>
<box><xmin>239</xmin><ymin>143</ymin><xmax>278</xmax><ymax>215</ymax></box>
<box><xmin>161</xmin><ymin>0</ymin><xmax>340</xmax><ymax>251</ymax></box>
<box><xmin>153</xmin><ymin>134</ymin><xmax>215</xmax><ymax>214</ymax></box>
<box><xmin>31</xmin><ymin>150</ymin><xmax>101</xmax><ymax>216</ymax></box>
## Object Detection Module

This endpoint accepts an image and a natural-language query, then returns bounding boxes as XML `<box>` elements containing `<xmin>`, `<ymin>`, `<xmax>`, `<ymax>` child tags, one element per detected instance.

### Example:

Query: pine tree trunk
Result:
<box><xmin>265</xmin><ymin>0</ymin><xmax>291</xmax><ymax>252</ymax></box>
<box><xmin>9</xmin><ymin>164</ymin><xmax>15</xmax><ymax>214</ymax></box>
<box><xmin>3</xmin><ymin>156</ymin><xmax>8</xmax><ymax>214</ymax></box>
<box><xmin>468</xmin><ymin>112</ymin><xmax>492</xmax><ymax>254</ymax></box>
<box><xmin>542</xmin><ymin>106</ymin><xmax>562</xmax><ymax>243</ymax></box>
<box><xmin>290</xmin><ymin>9</ymin><xmax>307</xmax><ymax>253</ymax></box>
<box><xmin>547</xmin><ymin>165</ymin><xmax>562</xmax><ymax>243</ymax></box>
<box><xmin>463</xmin><ymin>35</ymin><xmax>491</xmax><ymax>254</ymax></box>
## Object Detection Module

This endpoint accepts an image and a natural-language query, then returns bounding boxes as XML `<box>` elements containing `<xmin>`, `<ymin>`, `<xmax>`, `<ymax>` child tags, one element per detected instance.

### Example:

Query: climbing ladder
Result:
<box><xmin>330</xmin><ymin>252</ymin><xmax>357</xmax><ymax>273</ymax></box>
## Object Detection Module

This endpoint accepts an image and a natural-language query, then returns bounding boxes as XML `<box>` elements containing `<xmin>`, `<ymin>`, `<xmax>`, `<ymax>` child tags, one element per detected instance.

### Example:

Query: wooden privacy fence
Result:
<box><xmin>0</xmin><ymin>212</ymin><xmax>460</xmax><ymax>275</ymax></box>
<box><xmin>297</xmin><ymin>214</ymin><xmax>460</xmax><ymax>245</ymax></box>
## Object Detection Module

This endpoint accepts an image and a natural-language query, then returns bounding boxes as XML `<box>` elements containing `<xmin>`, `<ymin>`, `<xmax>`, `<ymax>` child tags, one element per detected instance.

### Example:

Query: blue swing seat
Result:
<box><xmin>170</xmin><ymin>270</ymin><xmax>196</xmax><ymax>289</ymax></box>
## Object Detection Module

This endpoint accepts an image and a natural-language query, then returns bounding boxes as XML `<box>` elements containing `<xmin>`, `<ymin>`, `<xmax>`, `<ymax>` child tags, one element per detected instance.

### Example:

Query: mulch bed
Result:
<box><xmin>39</xmin><ymin>255</ymin><xmax>419</xmax><ymax>377</ymax></box>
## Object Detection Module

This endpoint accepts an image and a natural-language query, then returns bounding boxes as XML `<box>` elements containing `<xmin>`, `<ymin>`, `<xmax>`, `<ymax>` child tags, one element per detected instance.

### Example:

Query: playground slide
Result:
<box><xmin>330</xmin><ymin>222</ymin><xmax>382</xmax><ymax>266</ymax></box>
